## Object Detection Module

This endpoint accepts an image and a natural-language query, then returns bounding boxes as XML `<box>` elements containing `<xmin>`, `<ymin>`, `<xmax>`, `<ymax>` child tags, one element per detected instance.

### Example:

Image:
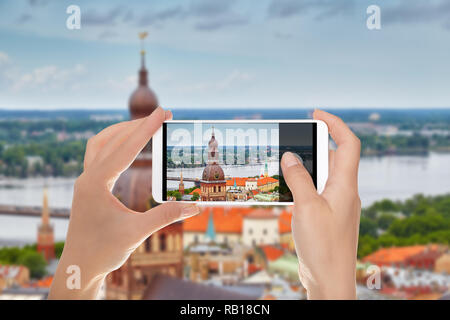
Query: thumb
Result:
<box><xmin>280</xmin><ymin>152</ymin><xmax>318</xmax><ymax>203</ymax></box>
<box><xmin>134</xmin><ymin>202</ymin><xmax>200</xmax><ymax>237</ymax></box>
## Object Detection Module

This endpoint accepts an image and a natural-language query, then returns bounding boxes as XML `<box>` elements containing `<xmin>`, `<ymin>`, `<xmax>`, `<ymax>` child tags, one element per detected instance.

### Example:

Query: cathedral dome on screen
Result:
<box><xmin>202</xmin><ymin>164</ymin><xmax>225</xmax><ymax>181</ymax></box>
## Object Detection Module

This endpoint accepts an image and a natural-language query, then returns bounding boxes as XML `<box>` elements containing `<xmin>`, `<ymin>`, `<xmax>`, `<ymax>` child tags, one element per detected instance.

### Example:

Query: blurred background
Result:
<box><xmin>0</xmin><ymin>0</ymin><xmax>449</xmax><ymax>300</ymax></box>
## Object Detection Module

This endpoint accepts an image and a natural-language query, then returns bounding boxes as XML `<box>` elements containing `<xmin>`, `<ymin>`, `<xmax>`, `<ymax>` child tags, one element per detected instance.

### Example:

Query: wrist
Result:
<box><xmin>48</xmin><ymin>251</ymin><xmax>107</xmax><ymax>299</ymax></box>
<box><xmin>302</xmin><ymin>264</ymin><xmax>357</xmax><ymax>300</ymax></box>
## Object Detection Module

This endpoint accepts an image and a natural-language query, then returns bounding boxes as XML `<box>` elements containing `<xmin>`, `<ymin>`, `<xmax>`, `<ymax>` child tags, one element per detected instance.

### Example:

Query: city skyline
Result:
<box><xmin>0</xmin><ymin>0</ymin><xmax>449</xmax><ymax>110</ymax></box>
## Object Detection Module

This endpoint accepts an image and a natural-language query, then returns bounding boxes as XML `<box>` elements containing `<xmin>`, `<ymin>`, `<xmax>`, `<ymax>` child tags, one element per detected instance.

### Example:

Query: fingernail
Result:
<box><xmin>165</xmin><ymin>110</ymin><xmax>172</xmax><ymax>120</ymax></box>
<box><xmin>282</xmin><ymin>152</ymin><xmax>303</xmax><ymax>168</ymax></box>
<box><xmin>181</xmin><ymin>205</ymin><xmax>200</xmax><ymax>218</ymax></box>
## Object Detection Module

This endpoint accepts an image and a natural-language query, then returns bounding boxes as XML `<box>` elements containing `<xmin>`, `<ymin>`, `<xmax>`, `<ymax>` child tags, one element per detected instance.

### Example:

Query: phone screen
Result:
<box><xmin>162</xmin><ymin>122</ymin><xmax>317</xmax><ymax>203</ymax></box>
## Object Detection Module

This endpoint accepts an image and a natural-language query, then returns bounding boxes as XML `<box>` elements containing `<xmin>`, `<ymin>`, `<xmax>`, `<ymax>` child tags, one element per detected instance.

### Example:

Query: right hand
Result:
<box><xmin>280</xmin><ymin>109</ymin><xmax>361</xmax><ymax>300</ymax></box>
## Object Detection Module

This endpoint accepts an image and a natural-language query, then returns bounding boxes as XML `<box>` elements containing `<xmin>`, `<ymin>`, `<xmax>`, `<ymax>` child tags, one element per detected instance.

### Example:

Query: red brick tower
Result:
<box><xmin>37</xmin><ymin>187</ymin><xmax>55</xmax><ymax>262</ymax></box>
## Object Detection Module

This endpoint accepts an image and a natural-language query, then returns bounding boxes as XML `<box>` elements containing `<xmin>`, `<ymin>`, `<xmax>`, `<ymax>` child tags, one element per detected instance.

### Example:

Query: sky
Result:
<box><xmin>0</xmin><ymin>0</ymin><xmax>449</xmax><ymax>110</ymax></box>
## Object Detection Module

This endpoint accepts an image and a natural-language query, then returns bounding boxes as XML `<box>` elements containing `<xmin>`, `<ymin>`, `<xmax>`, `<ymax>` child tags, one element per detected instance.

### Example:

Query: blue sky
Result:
<box><xmin>0</xmin><ymin>0</ymin><xmax>449</xmax><ymax>109</ymax></box>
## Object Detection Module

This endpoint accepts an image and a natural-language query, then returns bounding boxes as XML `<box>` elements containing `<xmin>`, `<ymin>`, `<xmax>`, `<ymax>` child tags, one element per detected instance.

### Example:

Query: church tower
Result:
<box><xmin>37</xmin><ymin>187</ymin><xmax>55</xmax><ymax>262</ymax></box>
<box><xmin>200</xmin><ymin>127</ymin><xmax>226</xmax><ymax>201</ymax></box>
<box><xmin>107</xmin><ymin>33</ymin><xmax>184</xmax><ymax>300</ymax></box>
<box><xmin>178</xmin><ymin>169</ymin><xmax>185</xmax><ymax>195</ymax></box>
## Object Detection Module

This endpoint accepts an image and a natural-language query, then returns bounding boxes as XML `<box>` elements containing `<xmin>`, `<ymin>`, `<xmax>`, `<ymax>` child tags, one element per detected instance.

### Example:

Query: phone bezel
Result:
<box><xmin>152</xmin><ymin>119</ymin><xmax>328</xmax><ymax>206</ymax></box>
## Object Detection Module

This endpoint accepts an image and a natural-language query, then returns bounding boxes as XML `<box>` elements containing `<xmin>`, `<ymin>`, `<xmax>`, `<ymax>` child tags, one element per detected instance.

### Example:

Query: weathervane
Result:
<box><xmin>139</xmin><ymin>31</ymin><xmax>148</xmax><ymax>55</ymax></box>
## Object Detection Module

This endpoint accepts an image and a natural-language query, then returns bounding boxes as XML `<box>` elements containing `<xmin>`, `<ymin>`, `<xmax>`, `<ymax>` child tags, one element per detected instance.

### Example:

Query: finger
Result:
<box><xmin>133</xmin><ymin>202</ymin><xmax>200</xmax><ymax>238</ymax></box>
<box><xmin>84</xmin><ymin>121</ymin><xmax>138</xmax><ymax>170</ymax></box>
<box><xmin>165</xmin><ymin>110</ymin><xmax>173</xmax><ymax>120</ymax></box>
<box><xmin>313</xmin><ymin>109</ymin><xmax>360</xmax><ymax>185</ymax></box>
<box><xmin>95</xmin><ymin>110</ymin><xmax>172</xmax><ymax>165</ymax></box>
<box><xmin>98</xmin><ymin>107</ymin><xmax>166</xmax><ymax>181</ymax></box>
<box><xmin>94</xmin><ymin>118</ymin><xmax>147</xmax><ymax>165</ymax></box>
<box><xmin>328</xmin><ymin>149</ymin><xmax>336</xmax><ymax>177</ymax></box>
<box><xmin>280</xmin><ymin>152</ymin><xmax>318</xmax><ymax>203</ymax></box>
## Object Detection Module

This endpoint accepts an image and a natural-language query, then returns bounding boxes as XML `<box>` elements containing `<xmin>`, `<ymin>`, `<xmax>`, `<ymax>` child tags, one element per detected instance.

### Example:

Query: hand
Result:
<box><xmin>281</xmin><ymin>109</ymin><xmax>361</xmax><ymax>300</ymax></box>
<box><xmin>48</xmin><ymin>107</ymin><xmax>199</xmax><ymax>299</ymax></box>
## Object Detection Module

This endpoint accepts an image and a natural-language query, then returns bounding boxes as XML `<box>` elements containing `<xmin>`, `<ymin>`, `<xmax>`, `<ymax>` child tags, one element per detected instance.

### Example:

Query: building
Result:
<box><xmin>142</xmin><ymin>274</ymin><xmax>256</xmax><ymax>300</ymax></box>
<box><xmin>242</xmin><ymin>209</ymin><xmax>279</xmax><ymax>246</ymax></box>
<box><xmin>106</xmin><ymin>33</ymin><xmax>183</xmax><ymax>300</ymax></box>
<box><xmin>183</xmin><ymin>207</ymin><xmax>292</xmax><ymax>248</ymax></box>
<box><xmin>279</xmin><ymin>211</ymin><xmax>294</xmax><ymax>251</ymax></box>
<box><xmin>200</xmin><ymin>127</ymin><xmax>227</xmax><ymax>201</ymax></box>
<box><xmin>0</xmin><ymin>265</ymin><xmax>30</xmax><ymax>290</ymax></box>
<box><xmin>178</xmin><ymin>169</ymin><xmax>185</xmax><ymax>195</ymax></box>
<box><xmin>363</xmin><ymin>245</ymin><xmax>445</xmax><ymax>269</ymax></box>
<box><xmin>435</xmin><ymin>253</ymin><xmax>450</xmax><ymax>274</ymax></box>
<box><xmin>37</xmin><ymin>188</ymin><xmax>55</xmax><ymax>262</ymax></box>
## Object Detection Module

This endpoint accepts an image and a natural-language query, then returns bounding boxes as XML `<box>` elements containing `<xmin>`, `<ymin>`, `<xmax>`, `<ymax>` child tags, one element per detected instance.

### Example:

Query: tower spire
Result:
<box><xmin>42</xmin><ymin>186</ymin><xmax>49</xmax><ymax>225</ymax></box>
<box><xmin>138</xmin><ymin>32</ymin><xmax>149</xmax><ymax>86</ymax></box>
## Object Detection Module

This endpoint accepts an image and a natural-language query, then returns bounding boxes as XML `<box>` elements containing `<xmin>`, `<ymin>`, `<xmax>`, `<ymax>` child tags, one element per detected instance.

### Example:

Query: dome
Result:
<box><xmin>202</xmin><ymin>164</ymin><xmax>225</xmax><ymax>181</ymax></box>
<box><xmin>113</xmin><ymin>160</ymin><xmax>155</xmax><ymax>212</ymax></box>
<box><xmin>129</xmin><ymin>68</ymin><xmax>158</xmax><ymax>120</ymax></box>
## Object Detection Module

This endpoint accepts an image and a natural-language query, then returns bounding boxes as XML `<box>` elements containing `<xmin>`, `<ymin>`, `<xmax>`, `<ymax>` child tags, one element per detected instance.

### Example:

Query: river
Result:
<box><xmin>1</xmin><ymin>153</ymin><xmax>449</xmax><ymax>245</ymax></box>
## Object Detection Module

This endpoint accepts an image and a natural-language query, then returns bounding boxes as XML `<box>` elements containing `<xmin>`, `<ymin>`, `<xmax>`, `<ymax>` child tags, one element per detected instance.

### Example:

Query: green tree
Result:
<box><xmin>18</xmin><ymin>251</ymin><xmax>47</xmax><ymax>279</ymax></box>
<box><xmin>359</xmin><ymin>217</ymin><xmax>378</xmax><ymax>238</ymax></box>
<box><xmin>191</xmin><ymin>192</ymin><xmax>199</xmax><ymax>201</ymax></box>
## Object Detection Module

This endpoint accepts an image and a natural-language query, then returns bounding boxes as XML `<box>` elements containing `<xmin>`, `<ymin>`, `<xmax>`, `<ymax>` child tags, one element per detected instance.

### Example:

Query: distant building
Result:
<box><xmin>200</xmin><ymin>127</ymin><xmax>227</xmax><ymax>201</ymax></box>
<box><xmin>107</xmin><ymin>34</ymin><xmax>183</xmax><ymax>300</ymax></box>
<box><xmin>435</xmin><ymin>253</ymin><xmax>450</xmax><ymax>274</ymax></box>
<box><xmin>183</xmin><ymin>207</ymin><xmax>292</xmax><ymax>249</ymax></box>
<box><xmin>37</xmin><ymin>188</ymin><xmax>55</xmax><ymax>262</ymax></box>
<box><xmin>242</xmin><ymin>209</ymin><xmax>279</xmax><ymax>246</ymax></box>
<box><xmin>0</xmin><ymin>265</ymin><xmax>30</xmax><ymax>290</ymax></box>
<box><xmin>363</xmin><ymin>245</ymin><xmax>445</xmax><ymax>269</ymax></box>
<box><xmin>178</xmin><ymin>169</ymin><xmax>185</xmax><ymax>195</ymax></box>
<box><xmin>142</xmin><ymin>274</ymin><xmax>256</xmax><ymax>300</ymax></box>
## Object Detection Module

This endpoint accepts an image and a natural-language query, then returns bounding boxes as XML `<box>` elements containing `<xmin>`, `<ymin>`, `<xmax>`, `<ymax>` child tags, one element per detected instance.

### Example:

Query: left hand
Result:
<box><xmin>48</xmin><ymin>107</ymin><xmax>199</xmax><ymax>299</ymax></box>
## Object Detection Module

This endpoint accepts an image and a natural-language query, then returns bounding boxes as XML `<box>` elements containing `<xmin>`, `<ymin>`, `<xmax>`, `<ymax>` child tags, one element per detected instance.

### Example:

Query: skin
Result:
<box><xmin>48</xmin><ymin>107</ymin><xmax>200</xmax><ymax>299</ymax></box>
<box><xmin>281</xmin><ymin>109</ymin><xmax>361</xmax><ymax>300</ymax></box>
<box><xmin>49</xmin><ymin>108</ymin><xmax>361</xmax><ymax>300</ymax></box>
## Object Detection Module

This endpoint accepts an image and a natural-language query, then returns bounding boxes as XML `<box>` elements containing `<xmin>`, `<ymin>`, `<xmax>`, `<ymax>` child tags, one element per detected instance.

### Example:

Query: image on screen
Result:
<box><xmin>163</xmin><ymin>122</ymin><xmax>316</xmax><ymax>202</ymax></box>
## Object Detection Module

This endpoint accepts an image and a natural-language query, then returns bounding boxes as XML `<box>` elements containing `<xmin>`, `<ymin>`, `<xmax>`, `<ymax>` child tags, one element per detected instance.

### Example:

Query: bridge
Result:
<box><xmin>0</xmin><ymin>205</ymin><xmax>70</xmax><ymax>219</ymax></box>
<box><xmin>167</xmin><ymin>177</ymin><xmax>201</xmax><ymax>187</ymax></box>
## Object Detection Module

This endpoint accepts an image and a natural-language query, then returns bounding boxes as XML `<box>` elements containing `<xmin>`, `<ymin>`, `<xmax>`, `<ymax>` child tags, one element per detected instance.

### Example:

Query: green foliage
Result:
<box><xmin>0</xmin><ymin>245</ymin><xmax>48</xmax><ymax>279</ymax></box>
<box><xmin>191</xmin><ymin>192</ymin><xmax>200</xmax><ymax>201</ymax></box>
<box><xmin>18</xmin><ymin>251</ymin><xmax>47</xmax><ymax>279</ymax></box>
<box><xmin>359</xmin><ymin>217</ymin><xmax>378</xmax><ymax>237</ymax></box>
<box><xmin>377</xmin><ymin>213</ymin><xmax>397</xmax><ymax>230</ymax></box>
<box><xmin>55</xmin><ymin>241</ymin><xmax>65</xmax><ymax>259</ymax></box>
<box><xmin>167</xmin><ymin>190</ymin><xmax>182</xmax><ymax>201</ymax></box>
<box><xmin>358</xmin><ymin>193</ymin><xmax>450</xmax><ymax>259</ymax></box>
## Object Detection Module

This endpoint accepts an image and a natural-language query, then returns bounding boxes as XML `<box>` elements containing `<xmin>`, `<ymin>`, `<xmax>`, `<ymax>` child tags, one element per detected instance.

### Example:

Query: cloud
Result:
<box><xmin>178</xmin><ymin>70</ymin><xmax>252</xmax><ymax>93</ymax></box>
<box><xmin>137</xmin><ymin>5</ymin><xmax>185</xmax><ymax>27</ymax></box>
<box><xmin>383</xmin><ymin>0</ymin><xmax>450</xmax><ymax>30</ymax></box>
<box><xmin>267</xmin><ymin>0</ymin><xmax>355</xmax><ymax>20</ymax></box>
<box><xmin>194</xmin><ymin>14</ymin><xmax>248</xmax><ymax>31</ymax></box>
<box><xmin>16</xmin><ymin>14</ymin><xmax>32</xmax><ymax>24</ymax></box>
<box><xmin>11</xmin><ymin>64</ymin><xmax>86</xmax><ymax>92</ymax></box>
<box><xmin>27</xmin><ymin>0</ymin><xmax>49</xmax><ymax>6</ymax></box>
<box><xmin>0</xmin><ymin>52</ymin><xmax>10</xmax><ymax>66</ymax></box>
<box><xmin>83</xmin><ymin>6</ymin><xmax>129</xmax><ymax>26</ymax></box>
<box><xmin>189</xmin><ymin>0</ymin><xmax>250</xmax><ymax>31</ymax></box>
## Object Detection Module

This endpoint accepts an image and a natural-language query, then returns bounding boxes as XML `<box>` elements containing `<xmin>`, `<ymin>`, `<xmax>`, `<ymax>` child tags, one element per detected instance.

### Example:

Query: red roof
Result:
<box><xmin>183</xmin><ymin>207</ymin><xmax>292</xmax><ymax>234</ymax></box>
<box><xmin>189</xmin><ymin>188</ymin><xmax>201</xmax><ymax>195</ymax></box>
<box><xmin>244</xmin><ymin>208</ymin><xmax>277</xmax><ymax>219</ymax></box>
<box><xmin>363</xmin><ymin>245</ymin><xmax>439</xmax><ymax>266</ymax></box>
<box><xmin>226</xmin><ymin>178</ymin><xmax>247</xmax><ymax>186</ymax></box>
<box><xmin>260</xmin><ymin>245</ymin><xmax>284</xmax><ymax>261</ymax></box>
<box><xmin>184</xmin><ymin>207</ymin><xmax>253</xmax><ymax>233</ymax></box>
<box><xmin>257</xmin><ymin>177</ymin><xmax>278</xmax><ymax>186</ymax></box>
<box><xmin>278</xmin><ymin>211</ymin><xmax>292</xmax><ymax>234</ymax></box>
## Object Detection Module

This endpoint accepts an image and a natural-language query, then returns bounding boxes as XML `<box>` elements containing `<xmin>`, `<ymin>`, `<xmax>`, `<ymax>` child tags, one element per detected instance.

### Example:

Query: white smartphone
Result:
<box><xmin>152</xmin><ymin>120</ymin><xmax>328</xmax><ymax>205</ymax></box>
